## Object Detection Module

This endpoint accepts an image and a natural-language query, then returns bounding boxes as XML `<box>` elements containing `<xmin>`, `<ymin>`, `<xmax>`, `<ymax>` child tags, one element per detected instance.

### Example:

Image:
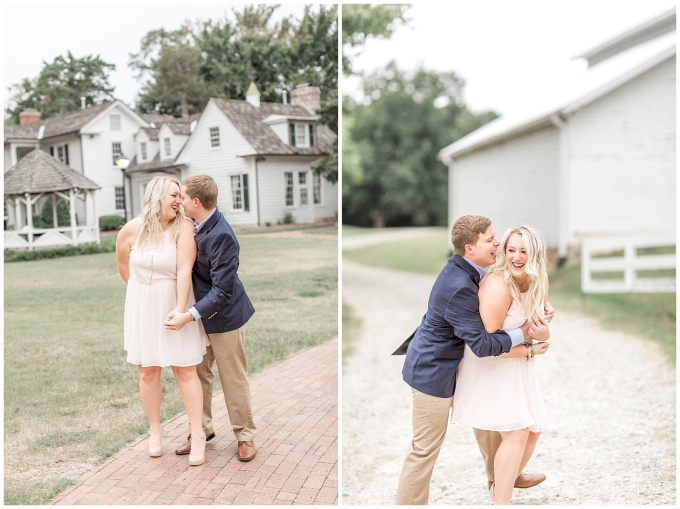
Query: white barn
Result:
<box><xmin>439</xmin><ymin>9</ymin><xmax>676</xmax><ymax>263</ymax></box>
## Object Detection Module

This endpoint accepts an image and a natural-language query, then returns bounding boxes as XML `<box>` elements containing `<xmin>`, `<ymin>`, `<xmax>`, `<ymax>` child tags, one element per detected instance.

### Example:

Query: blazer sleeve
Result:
<box><xmin>444</xmin><ymin>284</ymin><xmax>512</xmax><ymax>357</ymax></box>
<box><xmin>193</xmin><ymin>231</ymin><xmax>238</xmax><ymax>318</ymax></box>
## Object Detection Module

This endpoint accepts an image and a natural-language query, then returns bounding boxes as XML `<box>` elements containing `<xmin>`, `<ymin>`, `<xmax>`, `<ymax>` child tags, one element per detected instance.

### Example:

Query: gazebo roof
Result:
<box><xmin>4</xmin><ymin>149</ymin><xmax>101</xmax><ymax>195</ymax></box>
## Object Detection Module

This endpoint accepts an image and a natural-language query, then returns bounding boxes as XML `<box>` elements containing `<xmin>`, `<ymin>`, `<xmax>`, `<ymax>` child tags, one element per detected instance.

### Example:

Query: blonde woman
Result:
<box><xmin>450</xmin><ymin>225</ymin><xmax>551</xmax><ymax>504</ymax></box>
<box><xmin>116</xmin><ymin>176</ymin><xmax>209</xmax><ymax>466</ymax></box>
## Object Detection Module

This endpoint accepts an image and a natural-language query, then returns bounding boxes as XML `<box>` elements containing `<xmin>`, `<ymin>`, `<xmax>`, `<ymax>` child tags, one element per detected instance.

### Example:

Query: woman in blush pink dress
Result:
<box><xmin>116</xmin><ymin>176</ymin><xmax>209</xmax><ymax>466</ymax></box>
<box><xmin>451</xmin><ymin>225</ymin><xmax>551</xmax><ymax>505</ymax></box>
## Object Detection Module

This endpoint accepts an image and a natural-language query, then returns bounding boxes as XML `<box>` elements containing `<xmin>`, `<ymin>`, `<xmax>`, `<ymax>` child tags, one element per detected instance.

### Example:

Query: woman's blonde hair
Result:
<box><xmin>135</xmin><ymin>176</ymin><xmax>184</xmax><ymax>251</ymax></box>
<box><xmin>488</xmin><ymin>225</ymin><xmax>548</xmax><ymax>321</ymax></box>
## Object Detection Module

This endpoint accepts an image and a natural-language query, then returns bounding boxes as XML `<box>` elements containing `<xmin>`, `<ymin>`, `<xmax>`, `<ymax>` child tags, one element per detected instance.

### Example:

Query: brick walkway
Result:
<box><xmin>51</xmin><ymin>338</ymin><xmax>338</xmax><ymax>505</ymax></box>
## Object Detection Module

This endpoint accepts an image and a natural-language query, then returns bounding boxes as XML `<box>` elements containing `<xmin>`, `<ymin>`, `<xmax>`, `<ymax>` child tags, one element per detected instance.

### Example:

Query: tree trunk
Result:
<box><xmin>372</xmin><ymin>206</ymin><xmax>385</xmax><ymax>228</ymax></box>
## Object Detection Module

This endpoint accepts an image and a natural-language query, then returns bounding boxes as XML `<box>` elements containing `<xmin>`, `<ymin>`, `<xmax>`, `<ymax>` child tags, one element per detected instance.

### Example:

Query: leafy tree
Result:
<box><xmin>342</xmin><ymin>4</ymin><xmax>409</xmax><ymax>75</ymax></box>
<box><xmin>5</xmin><ymin>52</ymin><xmax>116</xmax><ymax>123</ymax></box>
<box><xmin>343</xmin><ymin>63</ymin><xmax>497</xmax><ymax>227</ymax></box>
<box><xmin>129</xmin><ymin>22</ymin><xmax>215</xmax><ymax>117</ymax></box>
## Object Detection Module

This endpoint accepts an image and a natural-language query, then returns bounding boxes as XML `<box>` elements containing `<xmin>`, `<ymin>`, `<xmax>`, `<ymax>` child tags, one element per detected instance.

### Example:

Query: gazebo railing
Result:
<box><xmin>4</xmin><ymin>225</ymin><xmax>100</xmax><ymax>250</ymax></box>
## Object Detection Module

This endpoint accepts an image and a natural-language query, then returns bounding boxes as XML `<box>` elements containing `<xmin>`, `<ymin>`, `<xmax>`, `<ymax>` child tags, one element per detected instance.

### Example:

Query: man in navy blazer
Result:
<box><xmin>165</xmin><ymin>174</ymin><xmax>257</xmax><ymax>462</ymax></box>
<box><xmin>395</xmin><ymin>215</ymin><xmax>552</xmax><ymax>504</ymax></box>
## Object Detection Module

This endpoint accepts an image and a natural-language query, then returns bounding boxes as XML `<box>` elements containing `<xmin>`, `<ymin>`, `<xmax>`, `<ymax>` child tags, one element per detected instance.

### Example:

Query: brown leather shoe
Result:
<box><xmin>487</xmin><ymin>473</ymin><xmax>546</xmax><ymax>489</ymax></box>
<box><xmin>175</xmin><ymin>432</ymin><xmax>215</xmax><ymax>455</ymax></box>
<box><xmin>237</xmin><ymin>440</ymin><xmax>256</xmax><ymax>461</ymax></box>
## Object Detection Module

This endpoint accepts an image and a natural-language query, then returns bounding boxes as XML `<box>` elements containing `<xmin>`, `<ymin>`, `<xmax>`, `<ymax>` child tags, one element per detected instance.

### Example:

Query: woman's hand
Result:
<box><xmin>532</xmin><ymin>341</ymin><xmax>551</xmax><ymax>355</ymax></box>
<box><xmin>528</xmin><ymin>315</ymin><xmax>550</xmax><ymax>341</ymax></box>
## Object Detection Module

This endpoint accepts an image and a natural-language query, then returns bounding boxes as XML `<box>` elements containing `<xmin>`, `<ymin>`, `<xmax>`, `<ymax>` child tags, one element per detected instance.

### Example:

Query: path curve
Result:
<box><xmin>342</xmin><ymin>260</ymin><xmax>675</xmax><ymax>505</ymax></box>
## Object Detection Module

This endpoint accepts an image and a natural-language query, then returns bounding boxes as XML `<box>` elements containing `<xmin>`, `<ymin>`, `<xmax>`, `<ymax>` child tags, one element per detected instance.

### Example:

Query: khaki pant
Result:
<box><xmin>195</xmin><ymin>325</ymin><xmax>256</xmax><ymax>441</ymax></box>
<box><xmin>395</xmin><ymin>388</ymin><xmax>453</xmax><ymax>505</ymax></box>
<box><xmin>473</xmin><ymin>428</ymin><xmax>503</xmax><ymax>483</ymax></box>
<box><xmin>395</xmin><ymin>389</ymin><xmax>504</xmax><ymax>504</ymax></box>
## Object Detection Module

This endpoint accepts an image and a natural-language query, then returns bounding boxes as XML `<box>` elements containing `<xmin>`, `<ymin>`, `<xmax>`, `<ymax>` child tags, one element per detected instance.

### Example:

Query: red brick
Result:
<box><xmin>234</xmin><ymin>490</ymin><xmax>257</xmax><ymax>504</ymax></box>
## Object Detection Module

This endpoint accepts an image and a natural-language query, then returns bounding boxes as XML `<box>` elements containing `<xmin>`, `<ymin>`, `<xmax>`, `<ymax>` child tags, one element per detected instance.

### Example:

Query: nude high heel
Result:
<box><xmin>189</xmin><ymin>433</ymin><xmax>206</xmax><ymax>466</ymax></box>
<box><xmin>148</xmin><ymin>425</ymin><xmax>163</xmax><ymax>457</ymax></box>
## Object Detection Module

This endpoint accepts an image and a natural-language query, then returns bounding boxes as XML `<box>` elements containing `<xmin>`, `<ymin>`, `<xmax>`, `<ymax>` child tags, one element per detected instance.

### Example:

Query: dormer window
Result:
<box><xmin>210</xmin><ymin>127</ymin><xmax>220</xmax><ymax>147</ymax></box>
<box><xmin>289</xmin><ymin>122</ymin><xmax>315</xmax><ymax>148</ymax></box>
<box><xmin>164</xmin><ymin>138</ymin><xmax>171</xmax><ymax>157</ymax></box>
<box><xmin>141</xmin><ymin>142</ymin><xmax>147</xmax><ymax>161</ymax></box>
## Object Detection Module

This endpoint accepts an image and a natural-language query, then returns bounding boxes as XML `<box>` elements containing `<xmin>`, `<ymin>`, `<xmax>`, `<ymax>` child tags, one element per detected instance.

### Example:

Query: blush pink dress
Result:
<box><xmin>124</xmin><ymin>229</ymin><xmax>209</xmax><ymax>367</ymax></box>
<box><xmin>450</xmin><ymin>292</ymin><xmax>547</xmax><ymax>432</ymax></box>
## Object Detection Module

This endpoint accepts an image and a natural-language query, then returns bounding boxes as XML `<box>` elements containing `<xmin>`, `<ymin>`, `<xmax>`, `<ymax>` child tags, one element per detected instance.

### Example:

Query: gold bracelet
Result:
<box><xmin>528</xmin><ymin>343</ymin><xmax>534</xmax><ymax>360</ymax></box>
<box><xmin>524</xmin><ymin>343</ymin><xmax>530</xmax><ymax>361</ymax></box>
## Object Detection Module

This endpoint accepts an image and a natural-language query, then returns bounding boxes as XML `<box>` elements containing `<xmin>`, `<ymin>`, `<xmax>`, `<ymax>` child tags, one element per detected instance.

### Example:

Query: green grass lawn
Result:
<box><xmin>236</xmin><ymin>222</ymin><xmax>337</xmax><ymax>235</ymax></box>
<box><xmin>341</xmin><ymin>225</ymin><xmax>420</xmax><ymax>237</ymax></box>
<box><xmin>4</xmin><ymin>234</ymin><xmax>337</xmax><ymax>505</ymax></box>
<box><xmin>343</xmin><ymin>227</ymin><xmax>675</xmax><ymax>365</ymax></box>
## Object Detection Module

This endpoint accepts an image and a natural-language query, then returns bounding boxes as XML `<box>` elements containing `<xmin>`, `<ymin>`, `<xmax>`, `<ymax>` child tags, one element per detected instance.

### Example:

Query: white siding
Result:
<box><xmin>256</xmin><ymin>157</ymin><xmax>337</xmax><ymax>224</ymax></box>
<box><xmin>450</xmin><ymin>125</ymin><xmax>561</xmax><ymax>247</ymax></box>
<box><xmin>177</xmin><ymin>101</ymin><xmax>258</xmax><ymax>226</ymax></box>
<box><xmin>568</xmin><ymin>55</ymin><xmax>676</xmax><ymax>239</ymax></box>
<box><xmin>80</xmin><ymin>104</ymin><xmax>145</xmax><ymax>219</ymax></box>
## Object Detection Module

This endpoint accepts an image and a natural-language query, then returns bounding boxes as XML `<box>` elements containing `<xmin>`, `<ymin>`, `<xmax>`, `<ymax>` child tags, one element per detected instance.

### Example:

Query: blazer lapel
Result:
<box><xmin>194</xmin><ymin>209</ymin><xmax>222</xmax><ymax>243</ymax></box>
<box><xmin>452</xmin><ymin>255</ymin><xmax>482</xmax><ymax>285</ymax></box>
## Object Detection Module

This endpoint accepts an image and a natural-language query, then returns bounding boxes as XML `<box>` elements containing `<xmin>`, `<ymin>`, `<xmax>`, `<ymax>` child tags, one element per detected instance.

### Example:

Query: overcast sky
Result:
<box><xmin>344</xmin><ymin>0</ymin><xmax>677</xmax><ymax>118</ymax></box>
<box><xmin>3</xmin><ymin>3</ymin><xmax>311</xmax><ymax>111</ymax></box>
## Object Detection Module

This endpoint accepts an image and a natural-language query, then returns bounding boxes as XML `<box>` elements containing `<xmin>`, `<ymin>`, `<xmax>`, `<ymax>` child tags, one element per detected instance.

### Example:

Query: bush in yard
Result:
<box><xmin>283</xmin><ymin>212</ymin><xmax>294</xmax><ymax>224</ymax></box>
<box><xmin>99</xmin><ymin>215</ymin><xmax>126</xmax><ymax>231</ymax></box>
<box><xmin>32</xmin><ymin>199</ymin><xmax>71</xmax><ymax>228</ymax></box>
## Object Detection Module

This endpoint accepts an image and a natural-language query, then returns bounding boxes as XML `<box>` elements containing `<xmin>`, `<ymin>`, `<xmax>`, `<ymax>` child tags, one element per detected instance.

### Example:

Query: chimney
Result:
<box><xmin>290</xmin><ymin>84</ymin><xmax>320</xmax><ymax>114</ymax></box>
<box><xmin>282</xmin><ymin>90</ymin><xmax>288</xmax><ymax>105</ymax></box>
<box><xmin>81</xmin><ymin>97</ymin><xmax>86</xmax><ymax>110</ymax></box>
<box><xmin>246</xmin><ymin>81</ymin><xmax>260</xmax><ymax>108</ymax></box>
<box><xmin>19</xmin><ymin>109</ymin><xmax>41</xmax><ymax>125</ymax></box>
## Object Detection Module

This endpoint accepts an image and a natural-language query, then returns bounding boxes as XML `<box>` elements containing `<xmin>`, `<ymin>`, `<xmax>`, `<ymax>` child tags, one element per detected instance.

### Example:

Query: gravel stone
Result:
<box><xmin>342</xmin><ymin>259</ymin><xmax>675</xmax><ymax>505</ymax></box>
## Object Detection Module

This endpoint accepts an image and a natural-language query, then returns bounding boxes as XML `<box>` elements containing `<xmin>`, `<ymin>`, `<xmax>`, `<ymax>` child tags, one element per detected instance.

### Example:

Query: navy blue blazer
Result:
<box><xmin>401</xmin><ymin>255</ymin><xmax>512</xmax><ymax>398</ymax></box>
<box><xmin>191</xmin><ymin>210</ymin><xmax>255</xmax><ymax>334</ymax></box>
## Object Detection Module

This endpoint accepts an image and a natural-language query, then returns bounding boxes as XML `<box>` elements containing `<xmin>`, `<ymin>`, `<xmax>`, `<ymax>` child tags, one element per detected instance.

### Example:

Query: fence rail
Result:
<box><xmin>581</xmin><ymin>235</ymin><xmax>675</xmax><ymax>293</ymax></box>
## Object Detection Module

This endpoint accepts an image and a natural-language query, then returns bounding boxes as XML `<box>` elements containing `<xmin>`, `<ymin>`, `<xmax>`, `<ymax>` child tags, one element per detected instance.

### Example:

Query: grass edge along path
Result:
<box><xmin>5</xmin><ymin>234</ymin><xmax>337</xmax><ymax>505</ymax></box>
<box><xmin>342</xmin><ymin>227</ymin><xmax>675</xmax><ymax>366</ymax></box>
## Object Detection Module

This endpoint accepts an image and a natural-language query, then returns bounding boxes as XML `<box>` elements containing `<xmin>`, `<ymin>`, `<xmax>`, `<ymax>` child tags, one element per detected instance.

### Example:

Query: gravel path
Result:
<box><xmin>342</xmin><ymin>259</ymin><xmax>675</xmax><ymax>505</ymax></box>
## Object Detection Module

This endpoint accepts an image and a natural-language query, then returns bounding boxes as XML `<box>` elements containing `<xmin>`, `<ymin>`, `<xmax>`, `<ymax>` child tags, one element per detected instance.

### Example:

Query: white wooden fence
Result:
<box><xmin>581</xmin><ymin>235</ymin><xmax>676</xmax><ymax>293</ymax></box>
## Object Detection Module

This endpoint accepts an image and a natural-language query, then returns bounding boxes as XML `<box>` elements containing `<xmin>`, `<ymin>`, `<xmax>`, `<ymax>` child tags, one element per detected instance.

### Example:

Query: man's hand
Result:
<box><xmin>528</xmin><ymin>315</ymin><xmax>550</xmax><ymax>341</ymax></box>
<box><xmin>532</xmin><ymin>341</ymin><xmax>551</xmax><ymax>355</ymax></box>
<box><xmin>544</xmin><ymin>301</ymin><xmax>555</xmax><ymax>322</ymax></box>
<box><xmin>164</xmin><ymin>310</ymin><xmax>193</xmax><ymax>331</ymax></box>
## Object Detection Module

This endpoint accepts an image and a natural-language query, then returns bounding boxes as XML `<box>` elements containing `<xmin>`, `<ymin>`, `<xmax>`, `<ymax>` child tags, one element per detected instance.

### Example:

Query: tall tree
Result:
<box><xmin>344</xmin><ymin>63</ymin><xmax>497</xmax><ymax>227</ymax></box>
<box><xmin>5</xmin><ymin>52</ymin><xmax>116</xmax><ymax>123</ymax></box>
<box><xmin>129</xmin><ymin>22</ymin><xmax>214</xmax><ymax>117</ymax></box>
<box><xmin>342</xmin><ymin>4</ymin><xmax>409</xmax><ymax>75</ymax></box>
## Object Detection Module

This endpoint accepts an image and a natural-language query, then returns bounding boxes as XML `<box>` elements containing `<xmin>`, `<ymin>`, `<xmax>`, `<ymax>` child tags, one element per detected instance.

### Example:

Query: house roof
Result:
<box><xmin>5</xmin><ymin>101</ymin><xmax>151</xmax><ymax>142</ymax></box>
<box><xmin>4</xmin><ymin>149</ymin><xmax>100</xmax><ymax>195</ymax></box>
<box><xmin>139</xmin><ymin>113</ymin><xmax>177</xmax><ymax>126</ymax></box>
<box><xmin>575</xmin><ymin>7</ymin><xmax>676</xmax><ymax>67</ymax></box>
<box><xmin>440</xmin><ymin>37</ymin><xmax>676</xmax><ymax>162</ymax></box>
<box><xmin>126</xmin><ymin>153</ymin><xmax>182</xmax><ymax>174</ymax></box>
<box><xmin>211</xmin><ymin>98</ymin><xmax>335</xmax><ymax>156</ymax></box>
<box><xmin>139</xmin><ymin>127</ymin><xmax>160</xmax><ymax>141</ymax></box>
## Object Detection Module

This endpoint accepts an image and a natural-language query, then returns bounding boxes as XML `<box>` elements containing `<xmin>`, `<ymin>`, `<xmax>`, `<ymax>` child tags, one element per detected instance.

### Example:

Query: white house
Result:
<box><xmin>439</xmin><ymin>8</ymin><xmax>675</xmax><ymax>264</ymax></box>
<box><xmin>175</xmin><ymin>83</ymin><xmax>338</xmax><ymax>226</ymax></box>
<box><xmin>3</xmin><ymin>101</ymin><xmax>154</xmax><ymax>226</ymax></box>
<box><xmin>126</xmin><ymin>114</ymin><xmax>200</xmax><ymax>216</ymax></box>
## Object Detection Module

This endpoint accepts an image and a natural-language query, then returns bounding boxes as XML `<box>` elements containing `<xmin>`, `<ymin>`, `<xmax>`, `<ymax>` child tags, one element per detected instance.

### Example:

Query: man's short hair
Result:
<box><xmin>183</xmin><ymin>174</ymin><xmax>218</xmax><ymax>210</ymax></box>
<box><xmin>451</xmin><ymin>215</ymin><xmax>492</xmax><ymax>255</ymax></box>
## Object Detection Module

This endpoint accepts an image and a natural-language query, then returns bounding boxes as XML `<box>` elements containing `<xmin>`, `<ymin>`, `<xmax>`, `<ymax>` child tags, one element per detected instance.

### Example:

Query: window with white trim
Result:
<box><xmin>284</xmin><ymin>172</ymin><xmax>294</xmax><ymax>206</ymax></box>
<box><xmin>115</xmin><ymin>187</ymin><xmax>125</xmax><ymax>210</ymax></box>
<box><xmin>210</xmin><ymin>127</ymin><xmax>220</xmax><ymax>147</ymax></box>
<box><xmin>140</xmin><ymin>142</ymin><xmax>147</xmax><ymax>161</ymax></box>
<box><xmin>110</xmin><ymin>114</ymin><xmax>121</xmax><ymax>130</ymax></box>
<box><xmin>309</xmin><ymin>124</ymin><xmax>315</xmax><ymax>147</ymax></box>
<box><xmin>295</xmin><ymin>123</ymin><xmax>307</xmax><ymax>146</ymax></box>
<box><xmin>51</xmin><ymin>144</ymin><xmax>70</xmax><ymax>165</ymax></box>
<box><xmin>230</xmin><ymin>174</ymin><xmax>250</xmax><ymax>211</ymax></box>
<box><xmin>299</xmin><ymin>172</ymin><xmax>308</xmax><ymax>206</ymax></box>
<box><xmin>112</xmin><ymin>142</ymin><xmax>122</xmax><ymax>165</ymax></box>
<box><xmin>313</xmin><ymin>172</ymin><xmax>321</xmax><ymax>204</ymax></box>
<box><xmin>164</xmin><ymin>137</ymin><xmax>171</xmax><ymax>157</ymax></box>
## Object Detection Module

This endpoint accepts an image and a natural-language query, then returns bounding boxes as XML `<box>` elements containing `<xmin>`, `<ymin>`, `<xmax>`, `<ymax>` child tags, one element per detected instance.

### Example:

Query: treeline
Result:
<box><xmin>5</xmin><ymin>5</ymin><xmax>338</xmax><ymax>180</ymax></box>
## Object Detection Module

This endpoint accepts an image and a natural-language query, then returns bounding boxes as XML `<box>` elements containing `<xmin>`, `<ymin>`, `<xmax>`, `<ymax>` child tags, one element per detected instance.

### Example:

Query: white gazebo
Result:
<box><xmin>4</xmin><ymin>149</ymin><xmax>101</xmax><ymax>251</ymax></box>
